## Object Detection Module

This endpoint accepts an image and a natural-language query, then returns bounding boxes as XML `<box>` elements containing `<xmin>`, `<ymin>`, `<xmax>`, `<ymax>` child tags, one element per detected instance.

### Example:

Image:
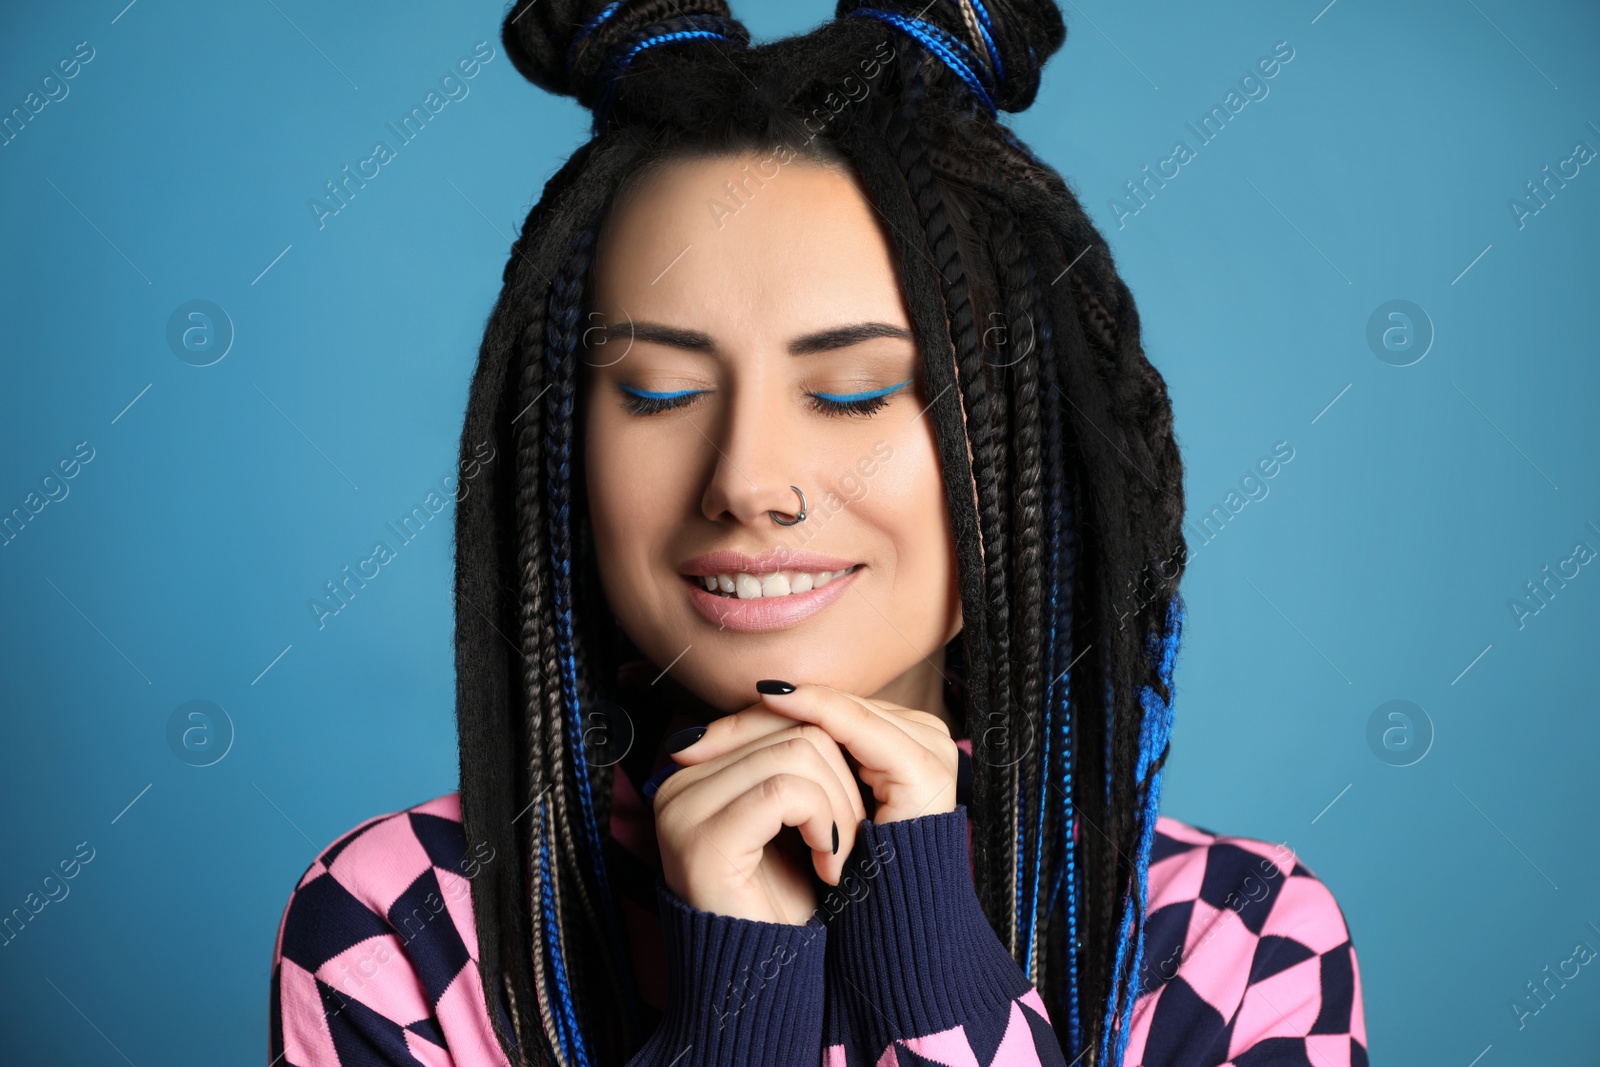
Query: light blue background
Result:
<box><xmin>2</xmin><ymin>0</ymin><xmax>1596</xmax><ymax>1062</ymax></box>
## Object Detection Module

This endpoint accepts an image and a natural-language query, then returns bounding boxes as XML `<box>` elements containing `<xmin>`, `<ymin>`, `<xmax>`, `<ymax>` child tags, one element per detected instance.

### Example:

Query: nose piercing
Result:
<box><xmin>769</xmin><ymin>485</ymin><xmax>808</xmax><ymax>526</ymax></box>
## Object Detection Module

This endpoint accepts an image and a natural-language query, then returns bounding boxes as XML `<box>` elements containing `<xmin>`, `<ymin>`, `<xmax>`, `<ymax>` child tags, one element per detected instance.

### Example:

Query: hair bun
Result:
<box><xmin>835</xmin><ymin>0</ymin><xmax>1065</xmax><ymax>113</ymax></box>
<box><xmin>502</xmin><ymin>0</ymin><xmax>748</xmax><ymax>116</ymax></box>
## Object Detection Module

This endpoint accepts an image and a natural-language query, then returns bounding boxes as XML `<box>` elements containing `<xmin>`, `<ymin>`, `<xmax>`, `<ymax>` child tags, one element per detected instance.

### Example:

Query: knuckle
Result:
<box><xmin>762</xmin><ymin>772</ymin><xmax>807</xmax><ymax>802</ymax></box>
<box><xmin>795</xmin><ymin>723</ymin><xmax>835</xmax><ymax>750</ymax></box>
<box><xmin>769</xmin><ymin>734</ymin><xmax>818</xmax><ymax>766</ymax></box>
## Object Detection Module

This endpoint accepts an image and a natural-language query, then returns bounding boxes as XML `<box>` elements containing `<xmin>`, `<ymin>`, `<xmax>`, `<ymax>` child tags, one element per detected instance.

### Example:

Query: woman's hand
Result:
<box><xmin>651</xmin><ymin>706</ymin><xmax>868</xmax><ymax>926</ymax></box>
<box><xmin>673</xmin><ymin>681</ymin><xmax>959</xmax><ymax>828</ymax></box>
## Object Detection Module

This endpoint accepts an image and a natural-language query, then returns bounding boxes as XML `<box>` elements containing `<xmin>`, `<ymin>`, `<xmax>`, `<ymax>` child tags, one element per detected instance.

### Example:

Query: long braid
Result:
<box><xmin>983</xmin><ymin>202</ymin><xmax>1056</xmax><ymax>990</ymax></box>
<box><xmin>541</xmin><ymin>220</ymin><xmax>643</xmax><ymax>1058</ymax></box>
<box><xmin>838</xmin><ymin>72</ymin><xmax>1002</xmax><ymax>940</ymax></box>
<box><xmin>544</xmin><ymin>223</ymin><xmax>604</xmax><ymax>1067</ymax></box>
<box><xmin>1033</xmin><ymin>235</ymin><xmax>1084</xmax><ymax>1057</ymax></box>
<box><xmin>1048</xmin><ymin>303</ymin><xmax>1086</xmax><ymax>1061</ymax></box>
<box><xmin>1014</xmin><ymin>221</ymin><xmax>1109</xmax><ymax>1062</ymax></box>
<box><xmin>513</xmin><ymin>273</ymin><xmax>576</xmax><ymax>1066</ymax></box>
<box><xmin>886</xmin><ymin>62</ymin><xmax>1024</xmax><ymax>956</ymax></box>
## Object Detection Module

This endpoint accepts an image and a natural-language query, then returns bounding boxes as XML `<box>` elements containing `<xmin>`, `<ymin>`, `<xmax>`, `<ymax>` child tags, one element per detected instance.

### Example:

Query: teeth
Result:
<box><xmin>693</xmin><ymin>566</ymin><xmax>856</xmax><ymax>600</ymax></box>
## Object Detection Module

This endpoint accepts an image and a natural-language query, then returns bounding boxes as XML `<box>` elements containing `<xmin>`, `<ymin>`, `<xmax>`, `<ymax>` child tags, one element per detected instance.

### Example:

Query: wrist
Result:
<box><xmin>823</xmin><ymin>806</ymin><xmax>1033</xmax><ymax>1035</ymax></box>
<box><xmin>642</xmin><ymin>877</ymin><xmax>829</xmax><ymax>1062</ymax></box>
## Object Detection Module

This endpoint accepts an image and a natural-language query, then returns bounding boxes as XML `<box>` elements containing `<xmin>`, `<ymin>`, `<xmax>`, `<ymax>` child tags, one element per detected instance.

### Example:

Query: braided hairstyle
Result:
<box><xmin>454</xmin><ymin>2</ymin><xmax>1188</xmax><ymax>1065</ymax></box>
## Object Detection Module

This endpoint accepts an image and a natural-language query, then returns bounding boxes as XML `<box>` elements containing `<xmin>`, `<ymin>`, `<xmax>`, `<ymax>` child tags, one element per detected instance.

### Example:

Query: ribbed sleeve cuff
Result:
<box><xmin>630</xmin><ymin>876</ymin><xmax>828</xmax><ymax>1066</ymax></box>
<box><xmin>822</xmin><ymin>805</ymin><xmax>1034</xmax><ymax>1043</ymax></box>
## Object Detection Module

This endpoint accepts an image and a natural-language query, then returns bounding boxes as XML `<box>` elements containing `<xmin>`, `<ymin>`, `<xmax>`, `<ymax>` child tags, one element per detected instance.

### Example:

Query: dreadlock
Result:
<box><xmin>453</xmin><ymin>2</ymin><xmax>1189</xmax><ymax>1065</ymax></box>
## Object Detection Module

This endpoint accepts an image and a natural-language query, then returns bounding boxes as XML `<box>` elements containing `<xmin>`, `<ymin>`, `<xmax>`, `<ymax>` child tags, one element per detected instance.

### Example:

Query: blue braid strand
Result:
<box><xmin>1114</xmin><ymin>593</ymin><xmax>1186</xmax><ymax>1065</ymax></box>
<box><xmin>537</xmin><ymin>803</ymin><xmax>578</xmax><ymax>1064</ymax></box>
<box><xmin>592</xmin><ymin>27</ymin><xmax>734</xmax><ymax>134</ymax></box>
<box><xmin>1025</xmin><ymin>618</ymin><xmax>1052</xmax><ymax>981</ymax></box>
<box><xmin>1100</xmin><ymin>901</ymin><xmax>1136</xmax><ymax>1066</ymax></box>
<box><xmin>1025</xmin><ymin>309</ymin><xmax>1067</xmax><ymax>981</ymax></box>
<box><xmin>1014</xmin><ymin>742</ymin><xmax>1026</xmax><ymax>954</ymax></box>
<box><xmin>845</xmin><ymin>7</ymin><xmax>997</xmax><ymax>115</ymax></box>
<box><xmin>1038</xmin><ymin>310</ymin><xmax>1083</xmax><ymax>1059</ymax></box>
<box><xmin>566</xmin><ymin>0</ymin><xmax>623</xmax><ymax>75</ymax></box>
<box><xmin>1102</xmin><ymin>641</ymin><xmax>1114</xmax><ymax>807</ymax></box>
<box><xmin>967</xmin><ymin>0</ymin><xmax>1007</xmax><ymax>90</ymax></box>
<box><xmin>546</xmin><ymin>232</ymin><xmax>609</xmax><ymax>880</ymax></box>
<box><xmin>1062</xmin><ymin>671</ymin><xmax>1082</xmax><ymax>1060</ymax></box>
<box><xmin>543</xmin><ymin>231</ymin><xmax>602</xmax><ymax>1067</ymax></box>
<box><xmin>1097</xmin><ymin>593</ymin><xmax>1186</xmax><ymax>1066</ymax></box>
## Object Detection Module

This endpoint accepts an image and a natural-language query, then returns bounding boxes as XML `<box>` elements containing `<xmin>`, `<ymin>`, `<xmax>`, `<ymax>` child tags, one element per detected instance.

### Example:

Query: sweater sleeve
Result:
<box><xmin>268</xmin><ymin>810</ymin><xmax>518</xmax><ymax>1067</ymax></box>
<box><xmin>820</xmin><ymin>805</ymin><xmax>1068</xmax><ymax>1066</ymax></box>
<box><xmin>1126</xmin><ymin>823</ymin><xmax>1369</xmax><ymax>1067</ymax></box>
<box><xmin>627</xmin><ymin>875</ymin><xmax>829</xmax><ymax>1066</ymax></box>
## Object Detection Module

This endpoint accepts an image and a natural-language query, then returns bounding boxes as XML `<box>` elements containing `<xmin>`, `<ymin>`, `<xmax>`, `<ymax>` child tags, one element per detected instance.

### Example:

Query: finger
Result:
<box><xmin>736</xmin><ymin>735</ymin><xmax>861</xmax><ymax>875</ymax></box>
<box><xmin>846</xmin><ymin>696</ymin><xmax>953</xmax><ymax>735</ymax></box>
<box><xmin>655</xmin><ymin>736</ymin><xmax>858</xmax><ymax>882</ymax></box>
<box><xmin>669</xmin><ymin>708</ymin><xmax>869</xmax><ymax>827</ymax></box>
<box><xmin>756</xmin><ymin>683</ymin><xmax>939</xmax><ymax>781</ymax></box>
<box><xmin>755</xmin><ymin>726</ymin><xmax>869</xmax><ymax>829</ymax></box>
<box><xmin>696</xmin><ymin>774</ymin><xmax>838</xmax><ymax>884</ymax></box>
<box><xmin>665</xmin><ymin>704</ymin><xmax>808</xmax><ymax>764</ymax></box>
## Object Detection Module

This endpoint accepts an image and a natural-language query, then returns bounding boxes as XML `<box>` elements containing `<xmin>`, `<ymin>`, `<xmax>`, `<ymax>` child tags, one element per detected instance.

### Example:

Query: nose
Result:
<box><xmin>698</xmin><ymin>384</ymin><xmax>809</xmax><ymax>528</ymax></box>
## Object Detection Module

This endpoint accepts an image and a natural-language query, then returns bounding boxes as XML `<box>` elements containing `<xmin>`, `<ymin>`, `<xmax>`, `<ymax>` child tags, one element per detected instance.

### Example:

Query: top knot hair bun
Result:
<box><xmin>501</xmin><ymin>0</ymin><xmax>751</xmax><ymax>126</ymax></box>
<box><xmin>501</xmin><ymin>1</ymin><xmax>1064</xmax><ymax>130</ymax></box>
<box><xmin>834</xmin><ymin>0</ymin><xmax>1065</xmax><ymax>113</ymax></box>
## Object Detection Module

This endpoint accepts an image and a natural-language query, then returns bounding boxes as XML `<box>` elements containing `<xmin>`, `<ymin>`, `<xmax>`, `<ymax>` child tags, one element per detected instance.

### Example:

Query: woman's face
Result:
<box><xmin>583</xmin><ymin>152</ymin><xmax>963</xmax><ymax>720</ymax></box>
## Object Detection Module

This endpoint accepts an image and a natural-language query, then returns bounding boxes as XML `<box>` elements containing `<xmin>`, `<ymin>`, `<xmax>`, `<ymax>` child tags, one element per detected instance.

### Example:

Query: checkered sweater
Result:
<box><xmin>269</xmin><ymin>738</ymin><xmax>1367</xmax><ymax>1066</ymax></box>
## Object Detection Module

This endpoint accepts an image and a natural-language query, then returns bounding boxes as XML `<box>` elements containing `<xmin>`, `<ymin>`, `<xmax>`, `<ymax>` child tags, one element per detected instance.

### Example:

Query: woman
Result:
<box><xmin>268</xmin><ymin>2</ymin><xmax>1368</xmax><ymax>1065</ymax></box>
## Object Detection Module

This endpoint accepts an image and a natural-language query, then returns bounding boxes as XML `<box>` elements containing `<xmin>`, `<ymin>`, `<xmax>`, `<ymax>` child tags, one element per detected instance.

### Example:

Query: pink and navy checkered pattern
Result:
<box><xmin>1121</xmin><ymin>818</ymin><xmax>1368</xmax><ymax>1067</ymax></box>
<box><xmin>268</xmin><ymin>793</ymin><xmax>519</xmax><ymax>1066</ymax></box>
<box><xmin>269</xmin><ymin>738</ymin><xmax>1366</xmax><ymax>1066</ymax></box>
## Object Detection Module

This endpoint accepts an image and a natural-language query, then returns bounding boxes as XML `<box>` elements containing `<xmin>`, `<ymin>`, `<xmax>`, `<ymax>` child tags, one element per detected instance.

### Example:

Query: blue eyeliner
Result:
<box><xmin>618</xmin><ymin>384</ymin><xmax>704</xmax><ymax>400</ymax></box>
<box><xmin>810</xmin><ymin>378</ymin><xmax>912</xmax><ymax>403</ymax></box>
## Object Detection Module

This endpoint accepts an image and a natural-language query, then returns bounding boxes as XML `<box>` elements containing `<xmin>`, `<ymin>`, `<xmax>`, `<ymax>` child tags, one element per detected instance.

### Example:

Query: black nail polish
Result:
<box><xmin>832</xmin><ymin>821</ymin><xmax>839</xmax><ymax>855</ymax></box>
<box><xmin>756</xmin><ymin>679</ymin><xmax>796</xmax><ymax>695</ymax></box>
<box><xmin>641</xmin><ymin>762</ymin><xmax>680</xmax><ymax>799</ymax></box>
<box><xmin>664</xmin><ymin>726</ymin><xmax>706</xmax><ymax>753</ymax></box>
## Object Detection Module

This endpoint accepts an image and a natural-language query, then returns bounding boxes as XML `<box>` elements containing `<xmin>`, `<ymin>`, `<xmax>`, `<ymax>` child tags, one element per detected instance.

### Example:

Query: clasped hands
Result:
<box><xmin>649</xmin><ymin>680</ymin><xmax>959</xmax><ymax>926</ymax></box>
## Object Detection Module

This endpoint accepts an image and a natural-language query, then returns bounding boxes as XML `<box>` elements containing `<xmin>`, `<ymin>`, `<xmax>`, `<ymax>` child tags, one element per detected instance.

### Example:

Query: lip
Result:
<box><xmin>678</xmin><ymin>549</ymin><xmax>860</xmax><ymax>579</ymax></box>
<box><xmin>683</xmin><ymin>565</ymin><xmax>863</xmax><ymax>633</ymax></box>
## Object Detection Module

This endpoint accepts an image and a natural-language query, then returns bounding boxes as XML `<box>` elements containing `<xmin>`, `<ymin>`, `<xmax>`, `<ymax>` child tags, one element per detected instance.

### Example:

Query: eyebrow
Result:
<box><xmin>613</xmin><ymin>319</ymin><xmax>915</xmax><ymax>356</ymax></box>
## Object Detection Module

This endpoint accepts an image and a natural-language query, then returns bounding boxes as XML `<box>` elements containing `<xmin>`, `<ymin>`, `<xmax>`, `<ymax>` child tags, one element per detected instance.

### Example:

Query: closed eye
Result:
<box><xmin>616</xmin><ymin>379</ymin><xmax>912</xmax><ymax>419</ymax></box>
<box><xmin>615</xmin><ymin>385</ymin><xmax>704</xmax><ymax>417</ymax></box>
<box><xmin>806</xmin><ymin>379</ymin><xmax>913</xmax><ymax>417</ymax></box>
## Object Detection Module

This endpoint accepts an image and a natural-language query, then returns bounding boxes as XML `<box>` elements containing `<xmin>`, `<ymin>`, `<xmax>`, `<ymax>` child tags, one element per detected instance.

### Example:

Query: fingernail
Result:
<box><xmin>641</xmin><ymin>762</ymin><xmax>680</xmax><ymax>799</ymax></box>
<box><xmin>664</xmin><ymin>726</ymin><xmax>706</xmax><ymax>753</ymax></box>
<box><xmin>756</xmin><ymin>679</ymin><xmax>796</xmax><ymax>695</ymax></box>
<box><xmin>832</xmin><ymin>821</ymin><xmax>839</xmax><ymax>855</ymax></box>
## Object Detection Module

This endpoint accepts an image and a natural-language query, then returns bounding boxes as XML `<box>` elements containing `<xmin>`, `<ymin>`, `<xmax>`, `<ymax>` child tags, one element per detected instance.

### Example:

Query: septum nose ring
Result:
<box><xmin>769</xmin><ymin>485</ymin><xmax>808</xmax><ymax>526</ymax></box>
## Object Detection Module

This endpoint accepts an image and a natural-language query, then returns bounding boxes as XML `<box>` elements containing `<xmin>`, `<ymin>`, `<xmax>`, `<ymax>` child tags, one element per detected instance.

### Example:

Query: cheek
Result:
<box><xmin>583</xmin><ymin>403</ymin><xmax>640</xmax><ymax>576</ymax></box>
<box><xmin>851</xmin><ymin>420</ymin><xmax>952</xmax><ymax>580</ymax></box>
<box><xmin>582</xmin><ymin>398</ymin><xmax>688</xmax><ymax>598</ymax></box>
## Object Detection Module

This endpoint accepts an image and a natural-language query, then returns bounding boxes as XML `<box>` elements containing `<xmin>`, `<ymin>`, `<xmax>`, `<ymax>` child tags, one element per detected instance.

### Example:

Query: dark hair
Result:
<box><xmin>453</xmin><ymin>2</ymin><xmax>1188</xmax><ymax>1065</ymax></box>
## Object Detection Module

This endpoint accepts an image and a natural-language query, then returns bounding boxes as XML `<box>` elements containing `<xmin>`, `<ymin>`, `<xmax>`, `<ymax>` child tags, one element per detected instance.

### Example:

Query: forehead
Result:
<box><xmin>591</xmin><ymin>153</ymin><xmax>908</xmax><ymax>333</ymax></box>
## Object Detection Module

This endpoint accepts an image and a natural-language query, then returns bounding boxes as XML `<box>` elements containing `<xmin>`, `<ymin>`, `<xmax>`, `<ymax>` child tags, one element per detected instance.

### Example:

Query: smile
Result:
<box><xmin>680</xmin><ymin>564</ymin><xmax>864</xmax><ymax>632</ymax></box>
<box><xmin>689</xmin><ymin>565</ymin><xmax>862</xmax><ymax>600</ymax></box>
